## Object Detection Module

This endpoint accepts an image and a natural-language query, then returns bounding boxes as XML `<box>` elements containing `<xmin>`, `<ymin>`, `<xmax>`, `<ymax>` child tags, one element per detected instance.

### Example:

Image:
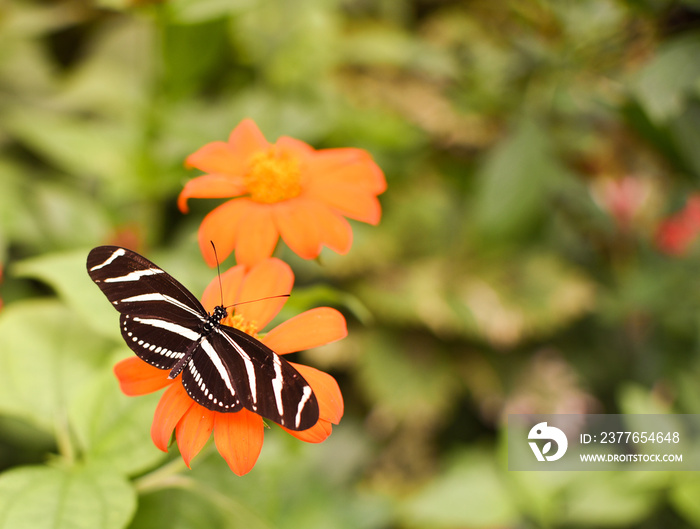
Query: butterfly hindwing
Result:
<box><xmin>87</xmin><ymin>245</ymin><xmax>320</xmax><ymax>431</ymax></box>
<box><xmin>181</xmin><ymin>326</ymin><xmax>319</xmax><ymax>429</ymax></box>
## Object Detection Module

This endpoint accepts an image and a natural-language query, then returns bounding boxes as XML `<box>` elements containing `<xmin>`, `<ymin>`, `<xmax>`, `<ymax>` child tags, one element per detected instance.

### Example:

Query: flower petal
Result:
<box><xmin>276</xmin><ymin>136</ymin><xmax>315</xmax><ymax>160</ymax></box>
<box><xmin>305</xmin><ymin>148</ymin><xmax>386</xmax><ymax>193</ymax></box>
<box><xmin>198</xmin><ymin>199</ymin><xmax>253</xmax><ymax>267</ymax></box>
<box><xmin>178</xmin><ymin>173</ymin><xmax>247</xmax><ymax>213</ymax></box>
<box><xmin>274</xmin><ymin>199</ymin><xmax>352</xmax><ymax>258</ymax></box>
<box><xmin>202</xmin><ymin>264</ymin><xmax>246</xmax><ymax>313</ymax></box>
<box><xmin>151</xmin><ymin>382</ymin><xmax>194</xmax><ymax>452</ymax></box>
<box><xmin>281</xmin><ymin>418</ymin><xmax>333</xmax><ymax>443</ymax></box>
<box><xmin>227</xmin><ymin>118</ymin><xmax>270</xmax><ymax>157</ymax></box>
<box><xmin>114</xmin><ymin>357</ymin><xmax>172</xmax><ymax>396</ymax></box>
<box><xmin>234</xmin><ymin>203</ymin><xmax>279</xmax><ymax>268</ymax></box>
<box><xmin>317</xmin><ymin>209</ymin><xmax>353</xmax><ymax>254</ymax></box>
<box><xmin>236</xmin><ymin>258</ymin><xmax>293</xmax><ymax>328</ymax></box>
<box><xmin>185</xmin><ymin>142</ymin><xmax>242</xmax><ymax>174</ymax></box>
<box><xmin>262</xmin><ymin>307</ymin><xmax>347</xmax><ymax>354</ymax></box>
<box><xmin>307</xmin><ymin>186</ymin><xmax>383</xmax><ymax>225</ymax></box>
<box><xmin>288</xmin><ymin>362</ymin><xmax>344</xmax><ymax>424</ymax></box>
<box><xmin>273</xmin><ymin>199</ymin><xmax>322</xmax><ymax>259</ymax></box>
<box><xmin>175</xmin><ymin>404</ymin><xmax>215</xmax><ymax>468</ymax></box>
<box><xmin>213</xmin><ymin>409</ymin><xmax>264</xmax><ymax>476</ymax></box>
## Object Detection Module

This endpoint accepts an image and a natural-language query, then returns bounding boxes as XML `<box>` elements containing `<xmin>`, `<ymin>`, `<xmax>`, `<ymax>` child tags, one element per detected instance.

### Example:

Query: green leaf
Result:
<box><xmin>69</xmin><ymin>362</ymin><xmax>165</xmax><ymax>476</ymax></box>
<box><xmin>560</xmin><ymin>472</ymin><xmax>658</xmax><ymax>526</ymax></box>
<box><xmin>3</xmin><ymin>108</ymin><xmax>134</xmax><ymax>187</ymax></box>
<box><xmin>473</xmin><ymin>119</ymin><xmax>563</xmax><ymax>241</ymax></box>
<box><xmin>0</xmin><ymin>300</ymin><xmax>112</xmax><ymax>431</ymax></box>
<box><xmin>632</xmin><ymin>35</ymin><xmax>700</xmax><ymax>124</ymax></box>
<box><xmin>357</xmin><ymin>331</ymin><xmax>457</xmax><ymax>420</ymax></box>
<box><xmin>0</xmin><ymin>464</ymin><xmax>136</xmax><ymax>529</ymax></box>
<box><xmin>670</xmin><ymin>478</ymin><xmax>700</xmax><ymax>527</ymax></box>
<box><xmin>668</xmin><ymin>101</ymin><xmax>700</xmax><ymax>180</ymax></box>
<box><xmin>401</xmin><ymin>449</ymin><xmax>518</xmax><ymax>528</ymax></box>
<box><xmin>14</xmin><ymin>249</ymin><xmax>119</xmax><ymax>338</ymax></box>
<box><xmin>168</xmin><ymin>0</ymin><xmax>255</xmax><ymax>23</ymax></box>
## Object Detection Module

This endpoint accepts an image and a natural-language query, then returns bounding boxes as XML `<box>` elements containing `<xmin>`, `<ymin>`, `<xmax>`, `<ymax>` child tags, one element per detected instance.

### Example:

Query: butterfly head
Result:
<box><xmin>211</xmin><ymin>305</ymin><xmax>228</xmax><ymax>323</ymax></box>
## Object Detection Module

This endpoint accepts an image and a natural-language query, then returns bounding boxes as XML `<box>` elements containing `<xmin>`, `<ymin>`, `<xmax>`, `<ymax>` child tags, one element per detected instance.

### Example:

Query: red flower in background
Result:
<box><xmin>656</xmin><ymin>194</ymin><xmax>700</xmax><ymax>256</ymax></box>
<box><xmin>114</xmin><ymin>258</ymin><xmax>346</xmax><ymax>475</ymax></box>
<box><xmin>178</xmin><ymin>119</ymin><xmax>386</xmax><ymax>268</ymax></box>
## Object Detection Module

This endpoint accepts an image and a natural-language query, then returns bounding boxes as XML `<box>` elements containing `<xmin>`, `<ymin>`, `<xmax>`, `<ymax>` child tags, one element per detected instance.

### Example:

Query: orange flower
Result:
<box><xmin>178</xmin><ymin>119</ymin><xmax>387</xmax><ymax>267</ymax></box>
<box><xmin>113</xmin><ymin>258</ymin><xmax>346</xmax><ymax>475</ymax></box>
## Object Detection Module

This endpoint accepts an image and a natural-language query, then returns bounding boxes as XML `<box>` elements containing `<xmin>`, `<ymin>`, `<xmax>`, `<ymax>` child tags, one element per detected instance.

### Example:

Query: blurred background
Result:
<box><xmin>2</xmin><ymin>0</ymin><xmax>700</xmax><ymax>527</ymax></box>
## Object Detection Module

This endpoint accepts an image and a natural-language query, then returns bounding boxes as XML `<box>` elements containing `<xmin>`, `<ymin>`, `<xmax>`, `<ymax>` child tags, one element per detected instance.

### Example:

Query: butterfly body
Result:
<box><xmin>87</xmin><ymin>246</ymin><xmax>319</xmax><ymax>431</ymax></box>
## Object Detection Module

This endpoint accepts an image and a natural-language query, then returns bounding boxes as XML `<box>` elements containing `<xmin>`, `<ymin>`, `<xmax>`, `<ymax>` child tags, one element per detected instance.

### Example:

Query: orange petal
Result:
<box><xmin>234</xmin><ymin>203</ymin><xmax>279</xmax><ymax>268</ymax></box>
<box><xmin>306</xmin><ymin>148</ymin><xmax>386</xmax><ymax>193</ymax></box>
<box><xmin>288</xmin><ymin>362</ymin><xmax>344</xmax><ymax>424</ymax></box>
<box><xmin>262</xmin><ymin>307</ymin><xmax>347</xmax><ymax>354</ymax></box>
<box><xmin>175</xmin><ymin>405</ymin><xmax>215</xmax><ymax>468</ymax></box>
<box><xmin>272</xmin><ymin>199</ymin><xmax>322</xmax><ymax>259</ymax></box>
<box><xmin>213</xmin><ymin>409</ymin><xmax>264</xmax><ymax>476</ymax></box>
<box><xmin>151</xmin><ymin>382</ymin><xmax>194</xmax><ymax>452</ymax></box>
<box><xmin>281</xmin><ymin>418</ymin><xmax>332</xmax><ymax>443</ymax></box>
<box><xmin>236</xmin><ymin>258</ymin><xmax>293</xmax><ymax>328</ymax></box>
<box><xmin>276</xmin><ymin>136</ymin><xmax>315</xmax><ymax>160</ymax></box>
<box><xmin>227</xmin><ymin>118</ymin><xmax>270</xmax><ymax>158</ymax></box>
<box><xmin>202</xmin><ymin>264</ymin><xmax>246</xmax><ymax>313</ymax></box>
<box><xmin>113</xmin><ymin>357</ymin><xmax>172</xmax><ymax>396</ymax></box>
<box><xmin>185</xmin><ymin>141</ymin><xmax>243</xmax><ymax>173</ymax></box>
<box><xmin>197</xmin><ymin>199</ymin><xmax>253</xmax><ymax>267</ymax></box>
<box><xmin>317</xmin><ymin>208</ymin><xmax>352</xmax><ymax>254</ymax></box>
<box><xmin>178</xmin><ymin>174</ymin><xmax>246</xmax><ymax>213</ymax></box>
<box><xmin>274</xmin><ymin>199</ymin><xmax>352</xmax><ymax>258</ymax></box>
<box><xmin>307</xmin><ymin>186</ymin><xmax>383</xmax><ymax>225</ymax></box>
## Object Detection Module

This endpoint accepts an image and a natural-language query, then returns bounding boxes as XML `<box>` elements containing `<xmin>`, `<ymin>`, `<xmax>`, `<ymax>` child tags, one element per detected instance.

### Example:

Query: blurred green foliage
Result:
<box><xmin>3</xmin><ymin>0</ymin><xmax>700</xmax><ymax>527</ymax></box>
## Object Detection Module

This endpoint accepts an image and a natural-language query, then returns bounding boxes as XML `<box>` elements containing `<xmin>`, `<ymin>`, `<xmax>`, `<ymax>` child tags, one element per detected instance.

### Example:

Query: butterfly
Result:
<box><xmin>87</xmin><ymin>246</ymin><xmax>319</xmax><ymax>431</ymax></box>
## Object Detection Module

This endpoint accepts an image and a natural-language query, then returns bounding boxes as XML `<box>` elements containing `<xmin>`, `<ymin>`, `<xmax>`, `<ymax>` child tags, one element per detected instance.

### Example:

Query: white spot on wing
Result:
<box><xmin>216</xmin><ymin>330</ymin><xmax>258</xmax><ymax>405</ymax></box>
<box><xmin>104</xmin><ymin>268</ymin><xmax>164</xmax><ymax>282</ymax></box>
<box><xmin>295</xmin><ymin>386</ymin><xmax>313</xmax><ymax>429</ymax></box>
<box><xmin>132</xmin><ymin>316</ymin><xmax>200</xmax><ymax>341</ymax></box>
<box><xmin>120</xmin><ymin>293</ymin><xmax>205</xmax><ymax>320</ymax></box>
<box><xmin>271</xmin><ymin>355</ymin><xmax>284</xmax><ymax>420</ymax></box>
<box><xmin>90</xmin><ymin>248</ymin><xmax>126</xmax><ymax>271</ymax></box>
<box><xmin>199</xmin><ymin>338</ymin><xmax>238</xmax><ymax>399</ymax></box>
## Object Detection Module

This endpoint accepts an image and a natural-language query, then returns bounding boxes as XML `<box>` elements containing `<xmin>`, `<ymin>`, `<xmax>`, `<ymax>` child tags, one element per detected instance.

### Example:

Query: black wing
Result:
<box><xmin>87</xmin><ymin>246</ymin><xmax>207</xmax><ymax>370</ymax></box>
<box><xmin>87</xmin><ymin>245</ymin><xmax>320</xmax><ymax>431</ymax></box>
<box><xmin>182</xmin><ymin>325</ymin><xmax>319</xmax><ymax>430</ymax></box>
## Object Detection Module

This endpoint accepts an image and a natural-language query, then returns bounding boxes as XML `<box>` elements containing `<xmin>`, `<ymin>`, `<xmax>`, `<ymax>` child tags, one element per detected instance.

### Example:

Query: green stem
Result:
<box><xmin>54</xmin><ymin>412</ymin><xmax>75</xmax><ymax>466</ymax></box>
<box><xmin>134</xmin><ymin>441</ymin><xmax>217</xmax><ymax>493</ymax></box>
<box><xmin>133</xmin><ymin>456</ymin><xmax>192</xmax><ymax>494</ymax></box>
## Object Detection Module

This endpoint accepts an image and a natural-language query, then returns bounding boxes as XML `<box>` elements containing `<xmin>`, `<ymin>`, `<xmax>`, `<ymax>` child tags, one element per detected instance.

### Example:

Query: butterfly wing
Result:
<box><xmin>87</xmin><ymin>246</ymin><xmax>208</xmax><ymax>370</ymax></box>
<box><xmin>88</xmin><ymin>245</ymin><xmax>320</xmax><ymax>430</ymax></box>
<box><xmin>182</xmin><ymin>325</ymin><xmax>320</xmax><ymax>430</ymax></box>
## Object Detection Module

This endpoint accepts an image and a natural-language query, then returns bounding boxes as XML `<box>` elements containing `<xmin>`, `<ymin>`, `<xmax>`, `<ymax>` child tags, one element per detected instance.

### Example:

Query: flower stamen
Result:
<box><xmin>244</xmin><ymin>149</ymin><xmax>301</xmax><ymax>203</ymax></box>
<box><xmin>223</xmin><ymin>313</ymin><xmax>259</xmax><ymax>338</ymax></box>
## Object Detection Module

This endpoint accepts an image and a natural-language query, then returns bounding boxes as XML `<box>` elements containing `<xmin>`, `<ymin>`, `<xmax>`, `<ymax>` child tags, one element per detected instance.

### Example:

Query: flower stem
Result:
<box><xmin>54</xmin><ymin>412</ymin><xmax>75</xmax><ymax>466</ymax></box>
<box><xmin>134</xmin><ymin>441</ymin><xmax>217</xmax><ymax>493</ymax></box>
<box><xmin>133</xmin><ymin>456</ymin><xmax>192</xmax><ymax>494</ymax></box>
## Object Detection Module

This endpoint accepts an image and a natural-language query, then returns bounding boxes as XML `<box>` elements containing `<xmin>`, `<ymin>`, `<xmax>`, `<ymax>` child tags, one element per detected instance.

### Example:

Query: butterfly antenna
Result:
<box><xmin>210</xmin><ymin>241</ymin><xmax>225</xmax><ymax>308</ymax></box>
<box><xmin>225</xmin><ymin>294</ymin><xmax>290</xmax><ymax>310</ymax></box>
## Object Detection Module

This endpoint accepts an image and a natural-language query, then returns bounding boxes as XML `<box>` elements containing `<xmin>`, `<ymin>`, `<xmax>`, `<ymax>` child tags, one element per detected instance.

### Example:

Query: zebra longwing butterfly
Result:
<box><xmin>87</xmin><ymin>246</ymin><xmax>319</xmax><ymax>431</ymax></box>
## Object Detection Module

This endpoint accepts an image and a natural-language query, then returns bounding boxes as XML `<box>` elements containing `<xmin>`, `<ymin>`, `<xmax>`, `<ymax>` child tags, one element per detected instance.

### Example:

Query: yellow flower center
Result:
<box><xmin>223</xmin><ymin>313</ymin><xmax>259</xmax><ymax>338</ymax></box>
<box><xmin>244</xmin><ymin>149</ymin><xmax>302</xmax><ymax>203</ymax></box>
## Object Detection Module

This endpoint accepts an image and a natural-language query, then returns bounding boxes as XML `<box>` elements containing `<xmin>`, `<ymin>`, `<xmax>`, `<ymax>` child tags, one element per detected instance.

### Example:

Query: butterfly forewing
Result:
<box><xmin>88</xmin><ymin>246</ymin><xmax>206</xmax><ymax>370</ymax></box>
<box><xmin>87</xmin><ymin>245</ymin><xmax>320</xmax><ymax>431</ymax></box>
